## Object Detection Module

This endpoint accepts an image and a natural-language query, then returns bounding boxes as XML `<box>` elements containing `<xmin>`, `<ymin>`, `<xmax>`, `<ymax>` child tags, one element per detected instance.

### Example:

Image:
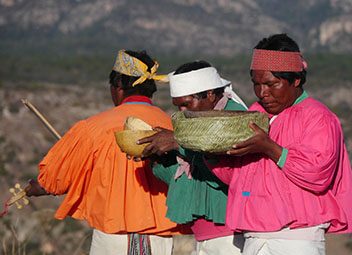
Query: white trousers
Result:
<box><xmin>243</xmin><ymin>238</ymin><xmax>326</xmax><ymax>255</ymax></box>
<box><xmin>89</xmin><ymin>229</ymin><xmax>173</xmax><ymax>255</ymax></box>
<box><xmin>196</xmin><ymin>234</ymin><xmax>244</xmax><ymax>255</ymax></box>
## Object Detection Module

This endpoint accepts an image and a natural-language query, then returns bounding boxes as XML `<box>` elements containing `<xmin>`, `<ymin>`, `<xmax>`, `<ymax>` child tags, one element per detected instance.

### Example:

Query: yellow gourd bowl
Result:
<box><xmin>114</xmin><ymin>130</ymin><xmax>156</xmax><ymax>157</ymax></box>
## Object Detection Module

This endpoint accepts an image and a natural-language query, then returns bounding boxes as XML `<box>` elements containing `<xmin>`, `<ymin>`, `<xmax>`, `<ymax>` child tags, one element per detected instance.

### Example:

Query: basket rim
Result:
<box><xmin>115</xmin><ymin>129</ymin><xmax>156</xmax><ymax>134</ymax></box>
<box><xmin>173</xmin><ymin>110</ymin><xmax>265</xmax><ymax>119</ymax></box>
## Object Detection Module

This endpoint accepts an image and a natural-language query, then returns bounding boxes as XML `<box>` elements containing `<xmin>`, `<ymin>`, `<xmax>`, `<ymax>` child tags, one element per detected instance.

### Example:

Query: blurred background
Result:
<box><xmin>0</xmin><ymin>0</ymin><xmax>351</xmax><ymax>254</ymax></box>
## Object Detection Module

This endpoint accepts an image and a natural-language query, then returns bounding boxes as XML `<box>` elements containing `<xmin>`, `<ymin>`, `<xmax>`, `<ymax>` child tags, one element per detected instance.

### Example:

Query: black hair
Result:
<box><xmin>174</xmin><ymin>60</ymin><xmax>225</xmax><ymax>98</ymax></box>
<box><xmin>109</xmin><ymin>50</ymin><xmax>157</xmax><ymax>98</ymax></box>
<box><xmin>174</xmin><ymin>60</ymin><xmax>211</xmax><ymax>75</ymax></box>
<box><xmin>253</xmin><ymin>33</ymin><xmax>306</xmax><ymax>86</ymax></box>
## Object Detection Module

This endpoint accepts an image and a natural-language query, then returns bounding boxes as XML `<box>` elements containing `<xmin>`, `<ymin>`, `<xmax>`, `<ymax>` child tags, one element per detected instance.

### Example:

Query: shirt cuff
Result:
<box><xmin>277</xmin><ymin>148</ymin><xmax>288</xmax><ymax>169</ymax></box>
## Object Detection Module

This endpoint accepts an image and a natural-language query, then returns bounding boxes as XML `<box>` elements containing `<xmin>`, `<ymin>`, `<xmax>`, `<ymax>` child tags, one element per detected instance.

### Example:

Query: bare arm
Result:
<box><xmin>138</xmin><ymin>127</ymin><xmax>179</xmax><ymax>157</ymax></box>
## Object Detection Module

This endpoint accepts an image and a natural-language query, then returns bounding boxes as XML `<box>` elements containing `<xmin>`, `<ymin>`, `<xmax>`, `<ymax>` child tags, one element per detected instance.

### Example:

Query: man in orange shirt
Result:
<box><xmin>26</xmin><ymin>50</ymin><xmax>189</xmax><ymax>254</ymax></box>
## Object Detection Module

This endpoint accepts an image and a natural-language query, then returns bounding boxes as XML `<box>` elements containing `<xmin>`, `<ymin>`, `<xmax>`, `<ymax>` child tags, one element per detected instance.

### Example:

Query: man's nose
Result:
<box><xmin>259</xmin><ymin>85</ymin><xmax>270</xmax><ymax>98</ymax></box>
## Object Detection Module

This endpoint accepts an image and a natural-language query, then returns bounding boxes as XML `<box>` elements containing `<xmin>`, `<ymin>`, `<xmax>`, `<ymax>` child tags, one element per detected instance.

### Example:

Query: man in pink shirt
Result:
<box><xmin>207</xmin><ymin>33</ymin><xmax>352</xmax><ymax>255</ymax></box>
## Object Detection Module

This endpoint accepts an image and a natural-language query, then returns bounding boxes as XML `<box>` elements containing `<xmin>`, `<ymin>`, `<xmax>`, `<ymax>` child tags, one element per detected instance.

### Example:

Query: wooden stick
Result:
<box><xmin>21</xmin><ymin>99</ymin><xmax>62</xmax><ymax>140</ymax></box>
<box><xmin>1</xmin><ymin>100</ymin><xmax>62</xmax><ymax>215</ymax></box>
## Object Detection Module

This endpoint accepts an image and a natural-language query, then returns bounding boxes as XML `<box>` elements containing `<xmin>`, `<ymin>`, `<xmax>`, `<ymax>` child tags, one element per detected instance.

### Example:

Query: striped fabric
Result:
<box><xmin>128</xmin><ymin>233</ymin><xmax>152</xmax><ymax>255</ymax></box>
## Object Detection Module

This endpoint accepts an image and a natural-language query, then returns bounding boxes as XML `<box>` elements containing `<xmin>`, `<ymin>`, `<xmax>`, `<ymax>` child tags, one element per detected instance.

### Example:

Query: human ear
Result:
<box><xmin>293</xmin><ymin>79</ymin><xmax>301</xmax><ymax>87</ymax></box>
<box><xmin>207</xmin><ymin>90</ymin><xmax>216</xmax><ymax>102</ymax></box>
<box><xmin>110</xmin><ymin>84</ymin><xmax>124</xmax><ymax>106</ymax></box>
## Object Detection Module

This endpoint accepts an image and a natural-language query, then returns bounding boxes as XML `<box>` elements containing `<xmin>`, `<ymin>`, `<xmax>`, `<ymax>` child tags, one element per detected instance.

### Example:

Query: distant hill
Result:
<box><xmin>1</xmin><ymin>0</ymin><xmax>352</xmax><ymax>56</ymax></box>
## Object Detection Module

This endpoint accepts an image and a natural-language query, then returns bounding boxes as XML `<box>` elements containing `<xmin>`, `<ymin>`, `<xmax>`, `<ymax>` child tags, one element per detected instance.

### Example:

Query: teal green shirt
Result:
<box><xmin>152</xmin><ymin>99</ymin><xmax>246</xmax><ymax>224</ymax></box>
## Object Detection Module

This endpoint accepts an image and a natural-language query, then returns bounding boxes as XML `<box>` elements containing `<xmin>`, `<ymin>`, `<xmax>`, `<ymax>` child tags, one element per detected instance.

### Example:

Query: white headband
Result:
<box><xmin>168</xmin><ymin>67</ymin><xmax>231</xmax><ymax>97</ymax></box>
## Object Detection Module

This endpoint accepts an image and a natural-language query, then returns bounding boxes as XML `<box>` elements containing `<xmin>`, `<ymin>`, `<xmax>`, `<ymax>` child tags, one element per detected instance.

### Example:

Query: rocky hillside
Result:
<box><xmin>1</xmin><ymin>0</ymin><xmax>352</xmax><ymax>55</ymax></box>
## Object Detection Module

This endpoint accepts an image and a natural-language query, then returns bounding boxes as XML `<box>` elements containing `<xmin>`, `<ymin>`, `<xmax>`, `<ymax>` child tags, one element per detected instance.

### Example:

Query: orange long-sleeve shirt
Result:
<box><xmin>38</xmin><ymin>102</ymin><xmax>189</xmax><ymax>236</ymax></box>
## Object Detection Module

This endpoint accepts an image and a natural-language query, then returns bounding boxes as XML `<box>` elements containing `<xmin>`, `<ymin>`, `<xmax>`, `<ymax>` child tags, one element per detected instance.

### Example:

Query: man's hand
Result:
<box><xmin>227</xmin><ymin>122</ymin><xmax>282</xmax><ymax>162</ymax></box>
<box><xmin>25</xmin><ymin>179</ymin><xmax>49</xmax><ymax>197</ymax></box>
<box><xmin>138</xmin><ymin>127</ymin><xmax>179</xmax><ymax>157</ymax></box>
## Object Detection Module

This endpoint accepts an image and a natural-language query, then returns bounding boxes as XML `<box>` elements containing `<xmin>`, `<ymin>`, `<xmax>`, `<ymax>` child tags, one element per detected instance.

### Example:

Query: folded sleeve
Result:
<box><xmin>38</xmin><ymin>120</ymin><xmax>94</xmax><ymax>195</ymax></box>
<box><xmin>282</xmin><ymin>113</ymin><xmax>341</xmax><ymax>193</ymax></box>
<box><xmin>152</xmin><ymin>163</ymin><xmax>178</xmax><ymax>185</ymax></box>
<box><xmin>152</xmin><ymin>151</ymin><xmax>179</xmax><ymax>185</ymax></box>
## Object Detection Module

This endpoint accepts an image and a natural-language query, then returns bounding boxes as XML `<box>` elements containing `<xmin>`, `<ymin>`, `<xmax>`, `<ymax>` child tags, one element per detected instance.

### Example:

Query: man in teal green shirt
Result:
<box><xmin>138</xmin><ymin>60</ymin><xmax>246</xmax><ymax>255</ymax></box>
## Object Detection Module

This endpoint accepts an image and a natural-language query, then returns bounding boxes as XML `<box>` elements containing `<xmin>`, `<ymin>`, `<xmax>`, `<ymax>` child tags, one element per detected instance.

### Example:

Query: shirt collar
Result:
<box><xmin>293</xmin><ymin>90</ymin><xmax>308</xmax><ymax>106</ymax></box>
<box><xmin>121</xmin><ymin>95</ymin><xmax>153</xmax><ymax>105</ymax></box>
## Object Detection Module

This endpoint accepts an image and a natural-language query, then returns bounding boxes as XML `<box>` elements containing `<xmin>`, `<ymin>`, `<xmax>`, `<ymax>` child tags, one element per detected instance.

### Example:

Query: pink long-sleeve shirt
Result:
<box><xmin>210</xmin><ymin>96</ymin><xmax>352</xmax><ymax>233</ymax></box>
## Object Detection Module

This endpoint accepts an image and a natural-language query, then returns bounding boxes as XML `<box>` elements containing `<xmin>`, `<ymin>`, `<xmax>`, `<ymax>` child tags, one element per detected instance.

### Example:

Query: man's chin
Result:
<box><xmin>262</xmin><ymin>105</ymin><xmax>280</xmax><ymax>115</ymax></box>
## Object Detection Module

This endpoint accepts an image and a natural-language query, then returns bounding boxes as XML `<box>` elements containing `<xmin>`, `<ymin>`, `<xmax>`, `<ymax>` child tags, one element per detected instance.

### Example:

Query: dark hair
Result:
<box><xmin>174</xmin><ymin>60</ymin><xmax>211</xmax><ymax>75</ymax></box>
<box><xmin>109</xmin><ymin>50</ymin><xmax>157</xmax><ymax>98</ymax></box>
<box><xmin>174</xmin><ymin>60</ymin><xmax>225</xmax><ymax>98</ymax></box>
<box><xmin>253</xmin><ymin>33</ymin><xmax>306</xmax><ymax>86</ymax></box>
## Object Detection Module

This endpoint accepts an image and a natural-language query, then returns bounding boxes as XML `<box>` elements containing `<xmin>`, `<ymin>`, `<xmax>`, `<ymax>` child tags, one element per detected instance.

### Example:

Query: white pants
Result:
<box><xmin>196</xmin><ymin>234</ymin><xmax>244</xmax><ymax>255</ymax></box>
<box><xmin>89</xmin><ymin>229</ymin><xmax>173</xmax><ymax>255</ymax></box>
<box><xmin>243</xmin><ymin>238</ymin><xmax>326</xmax><ymax>255</ymax></box>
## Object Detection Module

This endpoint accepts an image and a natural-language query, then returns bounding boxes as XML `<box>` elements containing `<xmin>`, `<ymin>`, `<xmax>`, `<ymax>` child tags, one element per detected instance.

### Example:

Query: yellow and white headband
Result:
<box><xmin>112</xmin><ymin>50</ymin><xmax>168</xmax><ymax>86</ymax></box>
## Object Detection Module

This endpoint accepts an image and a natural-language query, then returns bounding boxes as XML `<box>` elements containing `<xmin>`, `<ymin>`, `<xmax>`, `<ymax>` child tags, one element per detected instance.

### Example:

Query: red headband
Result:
<box><xmin>250</xmin><ymin>49</ymin><xmax>307</xmax><ymax>72</ymax></box>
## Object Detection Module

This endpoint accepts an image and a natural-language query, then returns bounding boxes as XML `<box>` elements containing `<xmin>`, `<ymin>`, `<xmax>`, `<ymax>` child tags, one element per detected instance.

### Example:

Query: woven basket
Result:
<box><xmin>172</xmin><ymin>110</ymin><xmax>269</xmax><ymax>153</ymax></box>
<box><xmin>115</xmin><ymin>130</ymin><xmax>156</xmax><ymax>157</ymax></box>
